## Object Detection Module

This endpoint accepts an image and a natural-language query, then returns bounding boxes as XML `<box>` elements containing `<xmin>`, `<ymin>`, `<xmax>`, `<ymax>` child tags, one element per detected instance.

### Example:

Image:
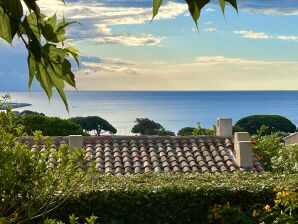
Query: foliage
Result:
<box><xmin>232</xmin><ymin>125</ymin><xmax>247</xmax><ymax>133</ymax></box>
<box><xmin>192</xmin><ymin>122</ymin><xmax>215</xmax><ymax>136</ymax></box>
<box><xmin>0</xmin><ymin>106</ymin><xmax>94</xmax><ymax>223</ymax></box>
<box><xmin>152</xmin><ymin>0</ymin><xmax>238</xmax><ymax>27</ymax></box>
<box><xmin>16</xmin><ymin>114</ymin><xmax>85</xmax><ymax>136</ymax></box>
<box><xmin>271</xmin><ymin>144</ymin><xmax>298</xmax><ymax>174</ymax></box>
<box><xmin>19</xmin><ymin>110</ymin><xmax>45</xmax><ymax>117</ymax></box>
<box><xmin>208</xmin><ymin>188</ymin><xmax>298</xmax><ymax>224</ymax></box>
<box><xmin>177</xmin><ymin>127</ymin><xmax>196</xmax><ymax>136</ymax></box>
<box><xmin>49</xmin><ymin>173</ymin><xmax>298</xmax><ymax>224</ymax></box>
<box><xmin>251</xmin><ymin>133</ymin><xmax>283</xmax><ymax>171</ymax></box>
<box><xmin>44</xmin><ymin>214</ymin><xmax>99</xmax><ymax>224</ymax></box>
<box><xmin>0</xmin><ymin>0</ymin><xmax>80</xmax><ymax>111</ymax></box>
<box><xmin>70</xmin><ymin>116</ymin><xmax>117</xmax><ymax>136</ymax></box>
<box><xmin>131</xmin><ymin>118</ymin><xmax>175</xmax><ymax>136</ymax></box>
<box><xmin>235</xmin><ymin>115</ymin><xmax>296</xmax><ymax>135</ymax></box>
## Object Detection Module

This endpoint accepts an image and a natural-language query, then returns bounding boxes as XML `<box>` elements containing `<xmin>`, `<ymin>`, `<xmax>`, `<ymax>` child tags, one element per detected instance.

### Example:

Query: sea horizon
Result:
<box><xmin>2</xmin><ymin>90</ymin><xmax>298</xmax><ymax>135</ymax></box>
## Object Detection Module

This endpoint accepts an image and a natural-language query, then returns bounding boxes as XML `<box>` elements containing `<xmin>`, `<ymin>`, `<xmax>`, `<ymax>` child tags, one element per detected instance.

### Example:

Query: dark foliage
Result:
<box><xmin>70</xmin><ymin>116</ymin><xmax>117</xmax><ymax>136</ymax></box>
<box><xmin>131</xmin><ymin>118</ymin><xmax>175</xmax><ymax>136</ymax></box>
<box><xmin>17</xmin><ymin>114</ymin><xmax>85</xmax><ymax>136</ymax></box>
<box><xmin>235</xmin><ymin>115</ymin><xmax>296</xmax><ymax>135</ymax></box>
<box><xmin>177</xmin><ymin>127</ymin><xmax>196</xmax><ymax>136</ymax></box>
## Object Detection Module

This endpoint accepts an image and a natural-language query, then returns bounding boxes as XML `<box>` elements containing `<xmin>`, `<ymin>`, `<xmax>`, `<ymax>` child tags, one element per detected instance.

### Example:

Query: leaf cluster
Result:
<box><xmin>0</xmin><ymin>0</ymin><xmax>79</xmax><ymax>111</ymax></box>
<box><xmin>152</xmin><ymin>0</ymin><xmax>238</xmax><ymax>26</ymax></box>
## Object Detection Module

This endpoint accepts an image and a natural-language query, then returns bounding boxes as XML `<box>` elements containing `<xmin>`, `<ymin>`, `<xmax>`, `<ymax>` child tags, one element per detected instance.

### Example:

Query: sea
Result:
<box><xmin>1</xmin><ymin>91</ymin><xmax>298</xmax><ymax>135</ymax></box>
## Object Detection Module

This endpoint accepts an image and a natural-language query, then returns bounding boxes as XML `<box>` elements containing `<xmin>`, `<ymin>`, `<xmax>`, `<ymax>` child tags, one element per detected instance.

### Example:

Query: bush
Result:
<box><xmin>16</xmin><ymin>114</ymin><xmax>85</xmax><ymax>136</ymax></box>
<box><xmin>0</xmin><ymin>106</ymin><xmax>93</xmax><ymax>223</ymax></box>
<box><xmin>192</xmin><ymin>122</ymin><xmax>215</xmax><ymax>136</ymax></box>
<box><xmin>271</xmin><ymin>144</ymin><xmax>298</xmax><ymax>174</ymax></box>
<box><xmin>251</xmin><ymin>133</ymin><xmax>283</xmax><ymax>171</ymax></box>
<box><xmin>235</xmin><ymin>115</ymin><xmax>296</xmax><ymax>135</ymax></box>
<box><xmin>49</xmin><ymin>173</ymin><xmax>298</xmax><ymax>224</ymax></box>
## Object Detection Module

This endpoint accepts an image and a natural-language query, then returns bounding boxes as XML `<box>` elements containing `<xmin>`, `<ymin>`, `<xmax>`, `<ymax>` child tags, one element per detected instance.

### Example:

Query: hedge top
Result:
<box><xmin>24</xmin><ymin>136</ymin><xmax>264</xmax><ymax>175</ymax></box>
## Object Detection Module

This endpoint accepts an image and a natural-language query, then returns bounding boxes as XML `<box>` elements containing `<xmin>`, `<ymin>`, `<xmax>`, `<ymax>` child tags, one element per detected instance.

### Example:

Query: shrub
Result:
<box><xmin>235</xmin><ymin>115</ymin><xmax>296</xmax><ymax>135</ymax></box>
<box><xmin>0</xmin><ymin>106</ymin><xmax>93</xmax><ymax>223</ymax></box>
<box><xmin>271</xmin><ymin>144</ymin><xmax>298</xmax><ymax>174</ymax></box>
<box><xmin>49</xmin><ymin>173</ymin><xmax>298</xmax><ymax>224</ymax></box>
<box><xmin>208</xmin><ymin>189</ymin><xmax>298</xmax><ymax>224</ymax></box>
<box><xmin>251</xmin><ymin>133</ymin><xmax>283</xmax><ymax>171</ymax></box>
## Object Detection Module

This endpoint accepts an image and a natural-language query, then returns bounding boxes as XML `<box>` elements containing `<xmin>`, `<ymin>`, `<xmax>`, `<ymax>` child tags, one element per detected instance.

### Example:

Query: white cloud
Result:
<box><xmin>206</xmin><ymin>8</ymin><xmax>216</xmax><ymax>13</ymax></box>
<box><xmin>234</xmin><ymin>30</ymin><xmax>270</xmax><ymax>39</ymax></box>
<box><xmin>277</xmin><ymin>35</ymin><xmax>298</xmax><ymax>41</ymax></box>
<box><xmin>245</xmin><ymin>8</ymin><xmax>298</xmax><ymax>16</ymax></box>
<box><xmin>37</xmin><ymin>0</ymin><xmax>187</xmax><ymax>46</ymax></box>
<box><xmin>204</xmin><ymin>28</ymin><xmax>219</xmax><ymax>33</ymax></box>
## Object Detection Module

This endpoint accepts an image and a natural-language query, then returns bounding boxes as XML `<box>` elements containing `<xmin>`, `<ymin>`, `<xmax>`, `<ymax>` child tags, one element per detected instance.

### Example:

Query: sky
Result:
<box><xmin>1</xmin><ymin>0</ymin><xmax>298</xmax><ymax>91</ymax></box>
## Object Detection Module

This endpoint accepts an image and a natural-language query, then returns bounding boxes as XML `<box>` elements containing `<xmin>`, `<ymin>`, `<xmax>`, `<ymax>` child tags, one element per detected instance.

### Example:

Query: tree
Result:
<box><xmin>131</xmin><ymin>118</ymin><xmax>175</xmax><ymax>136</ymax></box>
<box><xmin>0</xmin><ymin>0</ymin><xmax>238</xmax><ymax>110</ymax></box>
<box><xmin>70</xmin><ymin>116</ymin><xmax>117</xmax><ymax>136</ymax></box>
<box><xmin>17</xmin><ymin>114</ymin><xmax>85</xmax><ymax>136</ymax></box>
<box><xmin>235</xmin><ymin>115</ymin><xmax>296</xmax><ymax>135</ymax></box>
<box><xmin>177</xmin><ymin>127</ymin><xmax>196</xmax><ymax>136</ymax></box>
<box><xmin>20</xmin><ymin>110</ymin><xmax>45</xmax><ymax>117</ymax></box>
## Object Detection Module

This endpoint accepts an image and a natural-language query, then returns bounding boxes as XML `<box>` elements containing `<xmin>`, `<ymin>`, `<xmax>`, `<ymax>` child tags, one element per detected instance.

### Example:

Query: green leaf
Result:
<box><xmin>152</xmin><ymin>0</ymin><xmax>163</xmax><ymax>20</ymax></box>
<box><xmin>23</xmin><ymin>0</ymin><xmax>40</xmax><ymax>15</ymax></box>
<box><xmin>65</xmin><ymin>46</ymin><xmax>80</xmax><ymax>66</ymax></box>
<box><xmin>27</xmin><ymin>53</ymin><xmax>36</xmax><ymax>90</ymax></box>
<box><xmin>0</xmin><ymin>7</ymin><xmax>13</xmax><ymax>43</ymax></box>
<box><xmin>218</xmin><ymin>0</ymin><xmax>226</xmax><ymax>13</ymax></box>
<box><xmin>225</xmin><ymin>0</ymin><xmax>238</xmax><ymax>12</ymax></box>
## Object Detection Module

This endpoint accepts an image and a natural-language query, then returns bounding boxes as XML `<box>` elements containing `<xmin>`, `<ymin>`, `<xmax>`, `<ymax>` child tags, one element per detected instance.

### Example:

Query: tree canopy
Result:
<box><xmin>131</xmin><ymin>118</ymin><xmax>175</xmax><ymax>136</ymax></box>
<box><xmin>0</xmin><ymin>0</ymin><xmax>238</xmax><ymax>110</ymax></box>
<box><xmin>235</xmin><ymin>115</ymin><xmax>296</xmax><ymax>135</ymax></box>
<box><xmin>17</xmin><ymin>114</ymin><xmax>85</xmax><ymax>136</ymax></box>
<box><xmin>70</xmin><ymin>116</ymin><xmax>117</xmax><ymax>136</ymax></box>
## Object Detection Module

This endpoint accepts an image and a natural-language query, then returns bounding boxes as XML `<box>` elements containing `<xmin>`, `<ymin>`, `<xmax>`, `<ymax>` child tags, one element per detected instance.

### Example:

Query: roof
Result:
<box><xmin>24</xmin><ymin>136</ymin><xmax>264</xmax><ymax>175</ymax></box>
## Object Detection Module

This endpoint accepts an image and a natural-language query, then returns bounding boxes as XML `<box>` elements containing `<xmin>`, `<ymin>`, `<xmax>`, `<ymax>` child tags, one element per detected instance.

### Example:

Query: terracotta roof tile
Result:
<box><xmin>25</xmin><ymin>136</ymin><xmax>264</xmax><ymax>175</ymax></box>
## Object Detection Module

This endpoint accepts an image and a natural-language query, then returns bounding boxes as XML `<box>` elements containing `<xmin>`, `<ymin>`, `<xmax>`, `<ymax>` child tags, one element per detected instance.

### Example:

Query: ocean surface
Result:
<box><xmin>2</xmin><ymin>91</ymin><xmax>298</xmax><ymax>135</ymax></box>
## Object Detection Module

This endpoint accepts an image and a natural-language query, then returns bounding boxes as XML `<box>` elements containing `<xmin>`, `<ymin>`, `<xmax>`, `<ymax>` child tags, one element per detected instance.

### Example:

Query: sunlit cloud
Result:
<box><xmin>234</xmin><ymin>30</ymin><xmax>270</xmax><ymax>39</ymax></box>
<box><xmin>277</xmin><ymin>35</ymin><xmax>298</xmax><ymax>41</ymax></box>
<box><xmin>204</xmin><ymin>28</ymin><xmax>219</xmax><ymax>33</ymax></box>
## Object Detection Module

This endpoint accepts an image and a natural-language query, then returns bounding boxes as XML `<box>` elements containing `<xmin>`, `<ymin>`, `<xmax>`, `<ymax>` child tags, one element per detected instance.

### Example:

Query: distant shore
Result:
<box><xmin>0</xmin><ymin>103</ymin><xmax>31</xmax><ymax>110</ymax></box>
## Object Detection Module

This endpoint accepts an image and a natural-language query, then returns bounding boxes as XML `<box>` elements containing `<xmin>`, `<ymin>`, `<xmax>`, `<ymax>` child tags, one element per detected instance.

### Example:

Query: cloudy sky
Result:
<box><xmin>1</xmin><ymin>0</ymin><xmax>298</xmax><ymax>91</ymax></box>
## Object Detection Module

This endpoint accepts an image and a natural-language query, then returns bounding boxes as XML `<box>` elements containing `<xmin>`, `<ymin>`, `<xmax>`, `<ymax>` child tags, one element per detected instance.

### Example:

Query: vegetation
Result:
<box><xmin>235</xmin><ymin>115</ymin><xmax>296</xmax><ymax>135</ymax></box>
<box><xmin>177</xmin><ymin>127</ymin><xmax>196</xmax><ymax>136</ymax></box>
<box><xmin>193</xmin><ymin>122</ymin><xmax>215</xmax><ymax>136</ymax></box>
<box><xmin>251</xmin><ymin>132</ymin><xmax>283</xmax><ymax>172</ymax></box>
<box><xmin>48</xmin><ymin>173</ymin><xmax>297</xmax><ymax>224</ymax></box>
<box><xmin>0</xmin><ymin>0</ymin><xmax>80</xmax><ymax>110</ymax></box>
<box><xmin>271</xmin><ymin>144</ymin><xmax>298</xmax><ymax>174</ymax></box>
<box><xmin>19</xmin><ymin>110</ymin><xmax>45</xmax><ymax>117</ymax></box>
<box><xmin>70</xmin><ymin>116</ymin><xmax>117</xmax><ymax>136</ymax></box>
<box><xmin>16</xmin><ymin>114</ymin><xmax>85</xmax><ymax>136</ymax></box>
<box><xmin>0</xmin><ymin>102</ymin><xmax>93</xmax><ymax>223</ymax></box>
<box><xmin>131</xmin><ymin>118</ymin><xmax>175</xmax><ymax>136</ymax></box>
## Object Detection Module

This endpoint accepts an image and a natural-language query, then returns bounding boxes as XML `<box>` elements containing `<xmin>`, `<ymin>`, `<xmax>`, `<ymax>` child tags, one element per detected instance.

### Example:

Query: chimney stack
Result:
<box><xmin>69</xmin><ymin>135</ymin><xmax>83</xmax><ymax>151</ymax></box>
<box><xmin>234</xmin><ymin>132</ymin><xmax>253</xmax><ymax>168</ymax></box>
<box><xmin>216</xmin><ymin>118</ymin><xmax>232</xmax><ymax>137</ymax></box>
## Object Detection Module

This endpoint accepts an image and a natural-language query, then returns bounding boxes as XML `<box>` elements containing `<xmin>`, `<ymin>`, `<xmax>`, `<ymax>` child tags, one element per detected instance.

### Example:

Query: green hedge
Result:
<box><xmin>49</xmin><ymin>173</ymin><xmax>298</xmax><ymax>224</ymax></box>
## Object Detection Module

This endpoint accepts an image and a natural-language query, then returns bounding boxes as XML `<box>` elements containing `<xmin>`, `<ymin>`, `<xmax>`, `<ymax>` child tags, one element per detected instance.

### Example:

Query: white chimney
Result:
<box><xmin>234</xmin><ymin>132</ymin><xmax>253</xmax><ymax>168</ymax></box>
<box><xmin>216</xmin><ymin>118</ymin><xmax>232</xmax><ymax>137</ymax></box>
<box><xmin>69</xmin><ymin>135</ymin><xmax>83</xmax><ymax>151</ymax></box>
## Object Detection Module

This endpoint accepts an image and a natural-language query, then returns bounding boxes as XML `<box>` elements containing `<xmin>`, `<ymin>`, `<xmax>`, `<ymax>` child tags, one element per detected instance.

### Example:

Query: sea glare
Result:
<box><xmin>2</xmin><ymin>91</ymin><xmax>298</xmax><ymax>135</ymax></box>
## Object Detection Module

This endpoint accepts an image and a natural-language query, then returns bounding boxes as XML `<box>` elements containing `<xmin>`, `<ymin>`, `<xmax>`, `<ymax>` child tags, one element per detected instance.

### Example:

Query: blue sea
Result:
<box><xmin>2</xmin><ymin>91</ymin><xmax>298</xmax><ymax>135</ymax></box>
